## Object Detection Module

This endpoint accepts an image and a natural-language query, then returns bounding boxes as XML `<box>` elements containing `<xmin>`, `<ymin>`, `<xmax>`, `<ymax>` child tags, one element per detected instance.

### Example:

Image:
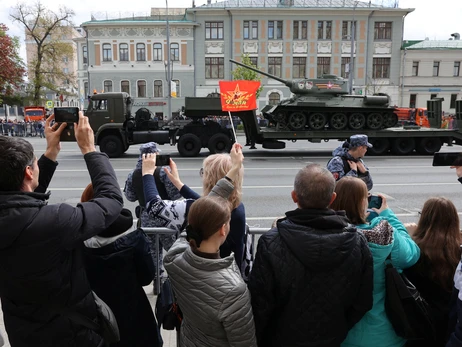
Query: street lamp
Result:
<box><xmin>165</xmin><ymin>0</ymin><xmax>172</xmax><ymax>122</ymax></box>
<box><xmin>348</xmin><ymin>1</ymin><xmax>359</xmax><ymax>95</ymax></box>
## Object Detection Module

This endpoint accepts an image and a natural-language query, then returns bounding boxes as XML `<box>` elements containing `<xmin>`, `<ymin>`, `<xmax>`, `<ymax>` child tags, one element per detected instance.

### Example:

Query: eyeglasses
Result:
<box><xmin>199</xmin><ymin>168</ymin><xmax>203</xmax><ymax>177</ymax></box>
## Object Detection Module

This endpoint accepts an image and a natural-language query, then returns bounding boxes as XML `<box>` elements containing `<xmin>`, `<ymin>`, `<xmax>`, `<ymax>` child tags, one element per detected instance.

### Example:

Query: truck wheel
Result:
<box><xmin>391</xmin><ymin>138</ymin><xmax>415</xmax><ymax>155</ymax></box>
<box><xmin>99</xmin><ymin>135</ymin><xmax>124</xmax><ymax>158</ymax></box>
<box><xmin>208</xmin><ymin>133</ymin><xmax>231</xmax><ymax>154</ymax></box>
<box><xmin>178</xmin><ymin>133</ymin><xmax>201</xmax><ymax>157</ymax></box>
<box><xmin>367</xmin><ymin>138</ymin><xmax>390</xmax><ymax>155</ymax></box>
<box><xmin>416</xmin><ymin>138</ymin><xmax>442</xmax><ymax>155</ymax></box>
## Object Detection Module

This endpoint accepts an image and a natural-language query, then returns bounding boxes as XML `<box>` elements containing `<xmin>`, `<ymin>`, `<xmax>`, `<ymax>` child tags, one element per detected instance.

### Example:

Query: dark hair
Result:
<box><xmin>330</xmin><ymin>177</ymin><xmax>368</xmax><ymax>225</ymax></box>
<box><xmin>413</xmin><ymin>197</ymin><xmax>462</xmax><ymax>292</ymax></box>
<box><xmin>186</xmin><ymin>196</ymin><xmax>231</xmax><ymax>249</ymax></box>
<box><xmin>294</xmin><ymin>163</ymin><xmax>335</xmax><ymax>209</ymax></box>
<box><xmin>0</xmin><ymin>136</ymin><xmax>35</xmax><ymax>191</ymax></box>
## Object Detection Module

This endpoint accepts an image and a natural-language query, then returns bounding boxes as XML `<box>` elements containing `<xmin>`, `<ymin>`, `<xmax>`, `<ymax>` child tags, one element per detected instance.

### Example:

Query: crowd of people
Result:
<box><xmin>0</xmin><ymin>119</ymin><xmax>46</xmax><ymax>138</ymax></box>
<box><xmin>1</xmin><ymin>117</ymin><xmax>462</xmax><ymax>347</ymax></box>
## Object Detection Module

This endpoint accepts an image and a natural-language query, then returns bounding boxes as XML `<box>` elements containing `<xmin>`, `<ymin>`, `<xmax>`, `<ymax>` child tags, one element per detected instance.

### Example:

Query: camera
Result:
<box><xmin>368</xmin><ymin>195</ymin><xmax>382</xmax><ymax>209</ymax></box>
<box><xmin>156</xmin><ymin>155</ymin><xmax>171</xmax><ymax>166</ymax></box>
<box><xmin>432</xmin><ymin>152</ymin><xmax>462</xmax><ymax>166</ymax></box>
<box><xmin>54</xmin><ymin>107</ymin><xmax>80</xmax><ymax>142</ymax></box>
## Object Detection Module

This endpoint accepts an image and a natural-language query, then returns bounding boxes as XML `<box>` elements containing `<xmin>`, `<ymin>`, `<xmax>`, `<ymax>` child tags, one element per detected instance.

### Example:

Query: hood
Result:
<box><xmin>356</xmin><ymin>217</ymin><xmax>394</xmax><ymax>263</ymax></box>
<box><xmin>278</xmin><ymin>208</ymin><xmax>360</xmax><ymax>270</ymax></box>
<box><xmin>332</xmin><ymin>142</ymin><xmax>349</xmax><ymax>157</ymax></box>
<box><xmin>0</xmin><ymin>191</ymin><xmax>49</xmax><ymax>248</ymax></box>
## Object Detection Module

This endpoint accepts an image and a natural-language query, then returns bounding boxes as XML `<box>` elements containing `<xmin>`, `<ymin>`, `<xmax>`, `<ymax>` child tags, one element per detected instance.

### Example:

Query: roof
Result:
<box><xmin>197</xmin><ymin>0</ymin><xmax>402</xmax><ymax>9</ymax></box>
<box><xmin>402</xmin><ymin>40</ymin><xmax>422</xmax><ymax>49</ymax></box>
<box><xmin>406</xmin><ymin>40</ymin><xmax>462</xmax><ymax>50</ymax></box>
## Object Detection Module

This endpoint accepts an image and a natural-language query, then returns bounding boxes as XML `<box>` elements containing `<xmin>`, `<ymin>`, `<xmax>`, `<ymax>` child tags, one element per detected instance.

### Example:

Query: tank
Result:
<box><xmin>230</xmin><ymin>59</ymin><xmax>398</xmax><ymax>131</ymax></box>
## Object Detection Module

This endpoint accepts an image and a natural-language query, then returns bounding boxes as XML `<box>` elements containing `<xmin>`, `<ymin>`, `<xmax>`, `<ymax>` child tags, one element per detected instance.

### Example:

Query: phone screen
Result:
<box><xmin>156</xmin><ymin>155</ymin><xmax>171</xmax><ymax>166</ymax></box>
<box><xmin>432</xmin><ymin>152</ymin><xmax>462</xmax><ymax>166</ymax></box>
<box><xmin>54</xmin><ymin>107</ymin><xmax>79</xmax><ymax>123</ymax></box>
<box><xmin>368</xmin><ymin>195</ymin><xmax>382</xmax><ymax>209</ymax></box>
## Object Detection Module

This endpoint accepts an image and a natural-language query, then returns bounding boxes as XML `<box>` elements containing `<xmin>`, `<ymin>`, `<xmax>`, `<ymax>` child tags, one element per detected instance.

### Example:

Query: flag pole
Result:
<box><xmin>228</xmin><ymin>111</ymin><xmax>237</xmax><ymax>144</ymax></box>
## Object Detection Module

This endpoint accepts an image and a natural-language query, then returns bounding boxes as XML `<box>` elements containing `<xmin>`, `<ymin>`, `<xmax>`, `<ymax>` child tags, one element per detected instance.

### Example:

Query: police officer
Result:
<box><xmin>327</xmin><ymin>134</ymin><xmax>373</xmax><ymax>190</ymax></box>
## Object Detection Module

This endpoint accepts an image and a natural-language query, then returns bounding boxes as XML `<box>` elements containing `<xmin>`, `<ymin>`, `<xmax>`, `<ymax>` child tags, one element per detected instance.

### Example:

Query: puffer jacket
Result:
<box><xmin>342</xmin><ymin>209</ymin><xmax>420</xmax><ymax>347</ymax></box>
<box><xmin>0</xmin><ymin>152</ymin><xmax>123</xmax><ymax>347</ymax></box>
<box><xmin>164</xmin><ymin>236</ymin><xmax>256</xmax><ymax>347</ymax></box>
<box><xmin>248</xmin><ymin>208</ymin><xmax>374</xmax><ymax>347</ymax></box>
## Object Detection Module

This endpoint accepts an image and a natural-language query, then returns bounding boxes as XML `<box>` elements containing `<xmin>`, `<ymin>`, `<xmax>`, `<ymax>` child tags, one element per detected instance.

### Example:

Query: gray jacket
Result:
<box><xmin>164</xmin><ymin>237</ymin><xmax>257</xmax><ymax>347</ymax></box>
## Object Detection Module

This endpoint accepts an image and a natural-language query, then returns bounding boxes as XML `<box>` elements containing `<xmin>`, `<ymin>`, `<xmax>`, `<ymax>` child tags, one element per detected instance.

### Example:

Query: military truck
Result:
<box><xmin>85</xmin><ymin>92</ymin><xmax>234</xmax><ymax>157</ymax></box>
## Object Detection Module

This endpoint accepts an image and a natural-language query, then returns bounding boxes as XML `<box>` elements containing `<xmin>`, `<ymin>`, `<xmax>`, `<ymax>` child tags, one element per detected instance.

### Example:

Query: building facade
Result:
<box><xmin>401</xmin><ymin>37</ymin><xmax>462</xmax><ymax>113</ymax></box>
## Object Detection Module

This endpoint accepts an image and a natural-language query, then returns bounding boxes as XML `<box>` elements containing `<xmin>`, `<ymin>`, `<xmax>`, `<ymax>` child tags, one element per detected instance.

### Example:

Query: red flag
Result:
<box><xmin>219</xmin><ymin>80</ymin><xmax>260</xmax><ymax>112</ymax></box>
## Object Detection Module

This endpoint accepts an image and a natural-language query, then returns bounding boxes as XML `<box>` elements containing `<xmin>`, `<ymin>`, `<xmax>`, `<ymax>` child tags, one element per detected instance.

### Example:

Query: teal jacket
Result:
<box><xmin>342</xmin><ymin>209</ymin><xmax>420</xmax><ymax>347</ymax></box>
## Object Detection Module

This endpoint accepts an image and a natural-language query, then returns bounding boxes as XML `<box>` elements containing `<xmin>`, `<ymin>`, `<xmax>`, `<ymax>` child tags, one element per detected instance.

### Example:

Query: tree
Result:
<box><xmin>0</xmin><ymin>24</ymin><xmax>26</xmax><ymax>104</ymax></box>
<box><xmin>231</xmin><ymin>54</ymin><xmax>263</xmax><ymax>99</ymax></box>
<box><xmin>10</xmin><ymin>2</ymin><xmax>75</xmax><ymax>105</ymax></box>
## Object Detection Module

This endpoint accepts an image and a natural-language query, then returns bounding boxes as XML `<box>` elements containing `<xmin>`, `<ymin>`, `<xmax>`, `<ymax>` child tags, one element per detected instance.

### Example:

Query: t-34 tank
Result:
<box><xmin>230</xmin><ymin>59</ymin><xmax>398</xmax><ymax>131</ymax></box>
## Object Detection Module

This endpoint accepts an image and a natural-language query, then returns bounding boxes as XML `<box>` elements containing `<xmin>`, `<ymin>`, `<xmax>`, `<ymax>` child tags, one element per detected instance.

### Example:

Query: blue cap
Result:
<box><xmin>350</xmin><ymin>134</ymin><xmax>373</xmax><ymax>148</ymax></box>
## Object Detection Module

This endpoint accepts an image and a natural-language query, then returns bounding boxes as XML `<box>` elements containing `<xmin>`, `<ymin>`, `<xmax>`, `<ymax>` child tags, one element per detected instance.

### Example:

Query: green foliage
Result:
<box><xmin>237</xmin><ymin>123</ymin><xmax>244</xmax><ymax>130</ymax></box>
<box><xmin>231</xmin><ymin>54</ymin><xmax>263</xmax><ymax>99</ymax></box>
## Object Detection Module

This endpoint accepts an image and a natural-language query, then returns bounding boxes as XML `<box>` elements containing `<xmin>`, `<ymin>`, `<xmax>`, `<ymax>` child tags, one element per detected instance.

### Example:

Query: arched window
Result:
<box><xmin>136</xmin><ymin>43</ymin><xmax>146</xmax><ymax>61</ymax></box>
<box><xmin>170</xmin><ymin>43</ymin><xmax>179</xmax><ymax>61</ymax></box>
<box><xmin>82</xmin><ymin>45</ymin><xmax>88</xmax><ymax>64</ymax></box>
<box><xmin>153</xmin><ymin>43</ymin><xmax>162</xmax><ymax>61</ymax></box>
<box><xmin>102</xmin><ymin>43</ymin><xmax>112</xmax><ymax>62</ymax></box>
<box><xmin>121</xmin><ymin>80</ymin><xmax>130</xmax><ymax>94</ymax></box>
<box><xmin>269</xmin><ymin>92</ymin><xmax>280</xmax><ymax>105</ymax></box>
<box><xmin>119</xmin><ymin>43</ymin><xmax>129</xmax><ymax>61</ymax></box>
<box><xmin>154</xmin><ymin>80</ymin><xmax>163</xmax><ymax>97</ymax></box>
<box><xmin>103</xmin><ymin>80</ymin><xmax>113</xmax><ymax>93</ymax></box>
<box><xmin>137</xmin><ymin>80</ymin><xmax>146</xmax><ymax>97</ymax></box>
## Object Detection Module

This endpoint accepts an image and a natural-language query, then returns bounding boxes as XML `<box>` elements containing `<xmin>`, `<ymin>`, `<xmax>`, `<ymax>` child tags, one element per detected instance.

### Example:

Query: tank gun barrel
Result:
<box><xmin>230</xmin><ymin>59</ymin><xmax>290</xmax><ymax>87</ymax></box>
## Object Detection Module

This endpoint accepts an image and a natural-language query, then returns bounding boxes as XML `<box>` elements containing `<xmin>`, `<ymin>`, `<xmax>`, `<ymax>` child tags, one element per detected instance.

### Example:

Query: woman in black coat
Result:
<box><xmin>81</xmin><ymin>184</ymin><xmax>162</xmax><ymax>347</ymax></box>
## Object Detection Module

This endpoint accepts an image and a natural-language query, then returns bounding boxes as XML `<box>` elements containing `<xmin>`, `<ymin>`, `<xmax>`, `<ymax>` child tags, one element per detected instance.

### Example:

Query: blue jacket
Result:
<box><xmin>342</xmin><ymin>209</ymin><xmax>420</xmax><ymax>347</ymax></box>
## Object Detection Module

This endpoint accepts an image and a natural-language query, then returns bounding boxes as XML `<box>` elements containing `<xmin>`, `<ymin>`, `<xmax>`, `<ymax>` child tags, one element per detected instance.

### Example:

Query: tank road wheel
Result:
<box><xmin>99</xmin><ymin>135</ymin><xmax>124</xmax><ymax>158</ymax></box>
<box><xmin>178</xmin><ymin>133</ymin><xmax>202</xmax><ymax>157</ymax></box>
<box><xmin>383</xmin><ymin>113</ymin><xmax>398</xmax><ymax>128</ymax></box>
<box><xmin>329</xmin><ymin>113</ymin><xmax>348</xmax><ymax>130</ymax></box>
<box><xmin>308</xmin><ymin>113</ymin><xmax>327</xmax><ymax>130</ymax></box>
<box><xmin>366</xmin><ymin>113</ymin><xmax>384</xmax><ymax>130</ymax></box>
<box><xmin>348</xmin><ymin>113</ymin><xmax>366</xmax><ymax>130</ymax></box>
<box><xmin>208</xmin><ymin>133</ymin><xmax>232</xmax><ymax>154</ymax></box>
<box><xmin>391</xmin><ymin>137</ymin><xmax>416</xmax><ymax>155</ymax></box>
<box><xmin>416</xmin><ymin>137</ymin><xmax>442</xmax><ymax>155</ymax></box>
<box><xmin>367</xmin><ymin>138</ymin><xmax>390</xmax><ymax>156</ymax></box>
<box><xmin>287</xmin><ymin>112</ymin><xmax>307</xmax><ymax>131</ymax></box>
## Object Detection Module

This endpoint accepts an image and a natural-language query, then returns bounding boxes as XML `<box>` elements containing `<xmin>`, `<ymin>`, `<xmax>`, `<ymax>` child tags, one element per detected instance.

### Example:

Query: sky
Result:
<box><xmin>0</xmin><ymin>0</ymin><xmax>460</xmax><ymax>64</ymax></box>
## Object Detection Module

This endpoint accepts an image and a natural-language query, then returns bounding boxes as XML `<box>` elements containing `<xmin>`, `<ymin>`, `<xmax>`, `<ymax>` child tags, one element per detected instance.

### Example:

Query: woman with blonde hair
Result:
<box><xmin>404</xmin><ymin>197</ymin><xmax>462</xmax><ymax>346</ymax></box>
<box><xmin>330</xmin><ymin>176</ymin><xmax>420</xmax><ymax>347</ymax></box>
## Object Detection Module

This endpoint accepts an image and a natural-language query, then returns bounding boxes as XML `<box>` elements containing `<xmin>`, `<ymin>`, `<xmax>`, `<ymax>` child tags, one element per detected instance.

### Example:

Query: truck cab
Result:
<box><xmin>24</xmin><ymin>106</ymin><xmax>46</xmax><ymax>122</ymax></box>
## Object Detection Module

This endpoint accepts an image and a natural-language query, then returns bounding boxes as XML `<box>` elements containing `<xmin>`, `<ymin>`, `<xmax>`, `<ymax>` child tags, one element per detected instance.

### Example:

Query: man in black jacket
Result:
<box><xmin>0</xmin><ymin>113</ymin><xmax>123</xmax><ymax>347</ymax></box>
<box><xmin>248</xmin><ymin>163</ymin><xmax>373</xmax><ymax>347</ymax></box>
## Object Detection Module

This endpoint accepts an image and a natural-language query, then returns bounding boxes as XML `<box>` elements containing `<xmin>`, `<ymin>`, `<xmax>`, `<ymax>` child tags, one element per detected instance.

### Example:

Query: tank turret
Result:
<box><xmin>230</xmin><ymin>59</ymin><xmax>397</xmax><ymax>131</ymax></box>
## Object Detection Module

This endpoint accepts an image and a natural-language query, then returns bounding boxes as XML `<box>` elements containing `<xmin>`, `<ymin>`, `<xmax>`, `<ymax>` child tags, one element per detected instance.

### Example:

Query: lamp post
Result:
<box><xmin>348</xmin><ymin>1</ymin><xmax>359</xmax><ymax>95</ymax></box>
<box><xmin>165</xmin><ymin>0</ymin><xmax>172</xmax><ymax>122</ymax></box>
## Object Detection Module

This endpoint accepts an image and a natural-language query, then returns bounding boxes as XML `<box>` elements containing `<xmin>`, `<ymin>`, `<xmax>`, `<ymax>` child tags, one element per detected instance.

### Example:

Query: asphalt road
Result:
<box><xmin>26</xmin><ymin>133</ymin><xmax>462</xmax><ymax>228</ymax></box>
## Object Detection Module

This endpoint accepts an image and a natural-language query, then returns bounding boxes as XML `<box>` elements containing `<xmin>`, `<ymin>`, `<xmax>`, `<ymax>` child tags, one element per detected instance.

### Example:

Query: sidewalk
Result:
<box><xmin>0</xmin><ymin>284</ymin><xmax>177</xmax><ymax>347</ymax></box>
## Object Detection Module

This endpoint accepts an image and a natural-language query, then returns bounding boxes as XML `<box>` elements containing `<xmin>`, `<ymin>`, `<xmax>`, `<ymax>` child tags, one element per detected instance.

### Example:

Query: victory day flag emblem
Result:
<box><xmin>219</xmin><ymin>80</ymin><xmax>261</xmax><ymax>112</ymax></box>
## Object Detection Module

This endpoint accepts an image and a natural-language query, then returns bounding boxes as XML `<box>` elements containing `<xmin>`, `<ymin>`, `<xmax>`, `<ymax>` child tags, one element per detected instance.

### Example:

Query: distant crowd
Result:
<box><xmin>0</xmin><ymin>119</ymin><xmax>45</xmax><ymax>138</ymax></box>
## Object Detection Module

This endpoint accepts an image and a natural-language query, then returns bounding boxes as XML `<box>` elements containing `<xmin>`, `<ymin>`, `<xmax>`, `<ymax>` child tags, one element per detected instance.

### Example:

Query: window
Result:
<box><xmin>84</xmin><ymin>82</ymin><xmax>88</xmax><ymax>97</ymax></box>
<box><xmin>433</xmin><ymin>61</ymin><xmax>440</xmax><ymax>76</ymax></box>
<box><xmin>63</xmin><ymin>67</ymin><xmax>69</xmax><ymax>74</ymax></box>
<box><xmin>136</xmin><ymin>43</ymin><xmax>146</xmax><ymax>61</ymax></box>
<box><xmin>63</xmin><ymin>57</ymin><xmax>68</xmax><ymax>63</ymax></box>
<box><xmin>249</xmin><ymin>57</ymin><xmax>258</xmax><ymax>67</ymax></box>
<box><xmin>205</xmin><ymin>57</ymin><xmax>224</xmax><ymax>79</ymax></box>
<box><xmin>102</xmin><ymin>43</ymin><xmax>112</xmax><ymax>62</ymax></box>
<box><xmin>119</xmin><ymin>43</ymin><xmax>129</xmax><ymax>61</ymax></box>
<box><xmin>172</xmin><ymin>79</ymin><xmax>180</xmax><ymax>97</ymax></box>
<box><xmin>317</xmin><ymin>57</ymin><xmax>331</xmax><ymax>77</ymax></box>
<box><xmin>372</xmin><ymin>58</ymin><xmax>390</xmax><ymax>78</ymax></box>
<box><xmin>431</xmin><ymin>94</ymin><xmax>437</xmax><ymax>99</ymax></box>
<box><xmin>205</xmin><ymin>21</ymin><xmax>224</xmax><ymax>40</ymax></box>
<box><xmin>137</xmin><ymin>80</ymin><xmax>146</xmax><ymax>97</ymax></box>
<box><xmin>269</xmin><ymin>92</ymin><xmax>280</xmax><ymax>105</ymax></box>
<box><xmin>409</xmin><ymin>94</ymin><xmax>416</xmax><ymax>108</ymax></box>
<box><xmin>103</xmin><ymin>80</ymin><xmax>112</xmax><ymax>93</ymax></box>
<box><xmin>342</xmin><ymin>21</ymin><xmax>357</xmax><ymax>40</ymax></box>
<box><xmin>293</xmin><ymin>21</ymin><xmax>307</xmax><ymax>40</ymax></box>
<box><xmin>412</xmin><ymin>61</ymin><xmax>419</xmax><ymax>76</ymax></box>
<box><xmin>454</xmin><ymin>62</ymin><xmax>460</xmax><ymax>77</ymax></box>
<box><xmin>82</xmin><ymin>46</ymin><xmax>87</xmax><ymax>64</ymax></box>
<box><xmin>341</xmin><ymin>57</ymin><xmax>351</xmax><ymax>78</ymax></box>
<box><xmin>170</xmin><ymin>43</ymin><xmax>179</xmax><ymax>61</ymax></box>
<box><xmin>374</xmin><ymin>22</ymin><xmax>392</xmax><ymax>40</ymax></box>
<box><xmin>318</xmin><ymin>21</ymin><xmax>332</xmax><ymax>40</ymax></box>
<box><xmin>451</xmin><ymin>94</ymin><xmax>458</xmax><ymax>108</ymax></box>
<box><xmin>153</xmin><ymin>43</ymin><xmax>162</xmax><ymax>61</ymax></box>
<box><xmin>244</xmin><ymin>20</ymin><xmax>258</xmax><ymax>40</ymax></box>
<box><xmin>154</xmin><ymin>80</ymin><xmax>163</xmax><ymax>97</ymax></box>
<box><xmin>293</xmin><ymin>57</ymin><xmax>306</xmax><ymax>78</ymax></box>
<box><xmin>121</xmin><ymin>80</ymin><xmax>130</xmax><ymax>94</ymax></box>
<box><xmin>268</xmin><ymin>57</ymin><xmax>282</xmax><ymax>77</ymax></box>
<box><xmin>268</xmin><ymin>21</ymin><xmax>283</xmax><ymax>40</ymax></box>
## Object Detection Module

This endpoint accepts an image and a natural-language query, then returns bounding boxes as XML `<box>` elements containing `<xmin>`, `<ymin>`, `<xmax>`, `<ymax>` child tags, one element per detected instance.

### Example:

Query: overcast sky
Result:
<box><xmin>0</xmin><ymin>0</ymin><xmax>459</xmax><ymax>62</ymax></box>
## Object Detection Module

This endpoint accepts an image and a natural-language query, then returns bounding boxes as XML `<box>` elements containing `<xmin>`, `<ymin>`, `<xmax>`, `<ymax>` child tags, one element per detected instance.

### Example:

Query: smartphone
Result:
<box><xmin>156</xmin><ymin>154</ymin><xmax>171</xmax><ymax>166</ymax></box>
<box><xmin>432</xmin><ymin>152</ymin><xmax>462</xmax><ymax>166</ymax></box>
<box><xmin>368</xmin><ymin>195</ymin><xmax>382</xmax><ymax>209</ymax></box>
<box><xmin>54</xmin><ymin>107</ymin><xmax>80</xmax><ymax>142</ymax></box>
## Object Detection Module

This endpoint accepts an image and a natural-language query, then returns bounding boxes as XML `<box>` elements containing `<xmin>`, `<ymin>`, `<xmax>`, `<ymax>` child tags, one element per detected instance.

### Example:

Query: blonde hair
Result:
<box><xmin>202</xmin><ymin>153</ymin><xmax>243</xmax><ymax>209</ymax></box>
